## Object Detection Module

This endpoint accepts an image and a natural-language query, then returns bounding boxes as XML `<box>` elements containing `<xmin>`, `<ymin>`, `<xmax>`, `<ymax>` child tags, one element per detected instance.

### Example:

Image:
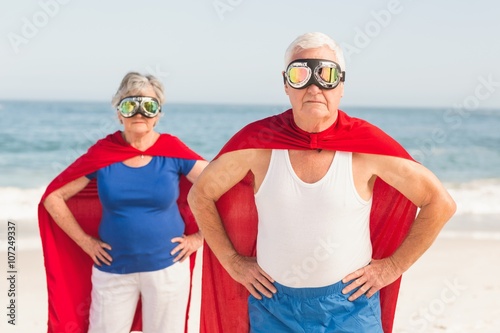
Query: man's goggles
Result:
<box><xmin>117</xmin><ymin>96</ymin><xmax>161</xmax><ymax>118</ymax></box>
<box><xmin>284</xmin><ymin>58</ymin><xmax>345</xmax><ymax>90</ymax></box>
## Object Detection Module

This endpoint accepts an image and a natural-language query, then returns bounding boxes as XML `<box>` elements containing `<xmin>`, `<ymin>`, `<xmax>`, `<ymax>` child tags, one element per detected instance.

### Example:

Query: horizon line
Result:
<box><xmin>1</xmin><ymin>98</ymin><xmax>499</xmax><ymax>112</ymax></box>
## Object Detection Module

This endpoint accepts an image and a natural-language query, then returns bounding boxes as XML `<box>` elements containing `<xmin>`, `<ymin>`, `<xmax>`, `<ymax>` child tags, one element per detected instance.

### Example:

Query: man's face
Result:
<box><xmin>284</xmin><ymin>46</ymin><xmax>344</xmax><ymax>124</ymax></box>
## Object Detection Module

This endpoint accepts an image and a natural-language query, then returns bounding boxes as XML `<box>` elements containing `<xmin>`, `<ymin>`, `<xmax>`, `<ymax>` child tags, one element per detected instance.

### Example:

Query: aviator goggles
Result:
<box><xmin>117</xmin><ymin>96</ymin><xmax>161</xmax><ymax>118</ymax></box>
<box><xmin>284</xmin><ymin>58</ymin><xmax>345</xmax><ymax>90</ymax></box>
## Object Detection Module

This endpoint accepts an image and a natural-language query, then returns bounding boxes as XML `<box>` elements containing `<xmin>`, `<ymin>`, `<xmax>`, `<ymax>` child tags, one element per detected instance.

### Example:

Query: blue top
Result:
<box><xmin>87</xmin><ymin>156</ymin><xmax>196</xmax><ymax>274</ymax></box>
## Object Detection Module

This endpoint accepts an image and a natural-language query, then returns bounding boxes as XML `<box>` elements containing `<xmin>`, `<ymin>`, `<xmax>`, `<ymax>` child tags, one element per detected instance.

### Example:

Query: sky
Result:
<box><xmin>1</xmin><ymin>0</ymin><xmax>499</xmax><ymax>109</ymax></box>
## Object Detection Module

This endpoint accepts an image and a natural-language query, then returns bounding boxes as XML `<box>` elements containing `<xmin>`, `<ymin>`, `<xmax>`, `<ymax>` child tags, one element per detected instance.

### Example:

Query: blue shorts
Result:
<box><xmin>248</xmin><ymin>280</ymin><xmax>383</xmax><ymax>333</ymax></box>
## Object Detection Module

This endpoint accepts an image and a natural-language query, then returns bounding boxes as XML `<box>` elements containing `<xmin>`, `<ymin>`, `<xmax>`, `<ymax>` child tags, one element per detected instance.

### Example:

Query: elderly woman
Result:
<box><xmin>40</xmin><ymin>72</ymin><xmax>207</xmax><ymax>333</ymax></box>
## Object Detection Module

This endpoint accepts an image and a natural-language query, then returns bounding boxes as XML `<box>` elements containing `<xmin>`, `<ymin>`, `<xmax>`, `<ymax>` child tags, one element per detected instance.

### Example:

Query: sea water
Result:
<box><xmin>1</xmin><ymin>100</ymin><xmax>499</xmax><ymax>245</ymax></box>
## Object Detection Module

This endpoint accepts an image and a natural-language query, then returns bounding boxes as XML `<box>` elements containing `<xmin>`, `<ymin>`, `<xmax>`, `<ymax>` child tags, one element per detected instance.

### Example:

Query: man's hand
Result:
<box><xmin>341</xmin><ymin>258</ymin><xmax>402</xmax><ymax>301</ymax></box>
<box><xmin>225</xmin><ymin>255</ymin><xmax>277</xmax><ymax>300</ymax></box>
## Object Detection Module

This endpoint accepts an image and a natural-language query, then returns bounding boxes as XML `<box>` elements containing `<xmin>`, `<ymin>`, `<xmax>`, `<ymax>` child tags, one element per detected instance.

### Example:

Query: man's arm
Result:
<box><xmin>343</xmin><ymin>154</ymin><xmax>456</xmax><ymax>300</ymax></box>
<box><xmin>187</xmin><ymin>149</ymin><xmax>276</xmax><ymax>299</ymax></box>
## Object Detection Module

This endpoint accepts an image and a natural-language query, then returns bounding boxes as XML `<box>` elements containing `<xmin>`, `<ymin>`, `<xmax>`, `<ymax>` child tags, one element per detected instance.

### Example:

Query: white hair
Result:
<box><xmin>284</xmin><ymin>32</ymin><xmax>346</xmax><ymax>71</ymax></box>
<box><xmin>111</xmin><ymin>72</ymin><xmax>165</xmax><ymax>107</ymax></box>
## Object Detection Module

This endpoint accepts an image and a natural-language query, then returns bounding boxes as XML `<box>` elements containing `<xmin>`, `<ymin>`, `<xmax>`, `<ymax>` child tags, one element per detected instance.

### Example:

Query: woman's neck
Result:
<box><xmin>122</xmin><ymin>130</ymin><xmax>159</xmax><ymax>151</ymax></box>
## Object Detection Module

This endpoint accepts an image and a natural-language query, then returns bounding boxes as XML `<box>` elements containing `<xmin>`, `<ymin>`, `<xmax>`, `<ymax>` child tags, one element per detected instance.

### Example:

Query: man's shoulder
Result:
<box><xmin>219</xmin><ymin>147</ymin><xmax>272</xmax><ymax>158</ymax></box>
<box><xmin>218</xmin><ymin>110</ymin><xmax>292</xmax><ymax>155</ymax></box>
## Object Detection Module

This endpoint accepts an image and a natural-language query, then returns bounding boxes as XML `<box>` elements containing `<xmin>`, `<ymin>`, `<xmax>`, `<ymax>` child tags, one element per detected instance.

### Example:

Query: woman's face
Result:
<box><xmin>118</xmin><ymin>85</ymin><xmax>160</xmax><ymax>136</ymax></box>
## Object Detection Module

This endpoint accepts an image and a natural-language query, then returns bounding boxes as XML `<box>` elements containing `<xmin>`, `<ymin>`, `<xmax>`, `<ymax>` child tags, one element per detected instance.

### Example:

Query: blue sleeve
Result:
<box><xmin>178</xmin><ymin>159</ymin><xmax>197</xmax><ymax>176</ymax></box>
<box><xmin>86</xmin><ymin>171</ymin><xmax>97</xmax><ymax>180</ymax></box>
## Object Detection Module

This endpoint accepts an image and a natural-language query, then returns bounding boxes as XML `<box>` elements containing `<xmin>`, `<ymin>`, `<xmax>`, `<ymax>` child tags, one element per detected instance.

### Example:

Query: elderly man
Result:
<box><xmin>188</xmin><ymin>32</ymin><xmax>456</xmax><ymax>333</ymax></box>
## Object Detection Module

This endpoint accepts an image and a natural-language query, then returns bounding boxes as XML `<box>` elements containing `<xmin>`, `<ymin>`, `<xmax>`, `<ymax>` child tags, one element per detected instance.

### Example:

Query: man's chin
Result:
<box><xmin>300</xmin><ymin>104</ymin><xmax>331</xmax><ymax>116</ymax></box>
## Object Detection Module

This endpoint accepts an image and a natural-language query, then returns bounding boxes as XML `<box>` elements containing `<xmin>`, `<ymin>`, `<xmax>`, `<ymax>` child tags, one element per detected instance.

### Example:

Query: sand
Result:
<box><xmin>1</xmin><ymin>233</ymin><xmax>499</xmax><ymax>333</ymax></box>
<box><xmin>393</xmin><ymin>236</ymin><xmax>500</xmax><ymax>333</ymax></box>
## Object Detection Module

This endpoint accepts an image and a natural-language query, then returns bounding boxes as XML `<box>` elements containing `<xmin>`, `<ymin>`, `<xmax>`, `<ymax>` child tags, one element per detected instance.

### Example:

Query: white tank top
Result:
<box><xmin>255</xmin><ymin>150</ymin><xmax>372</xmax><ymax>288</ymax></box>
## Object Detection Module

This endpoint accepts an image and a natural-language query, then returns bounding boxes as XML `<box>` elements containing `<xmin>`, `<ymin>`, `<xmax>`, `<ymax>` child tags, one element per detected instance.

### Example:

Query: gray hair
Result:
<box><xmin>284</xmin><ymin>32</ymin><xmax>346</xmax><ymax>71</ymax></box>
<box><xmin>111</xmin><ymin>72</ymin><xmax>165</xmax><ymax>107</ymax></box>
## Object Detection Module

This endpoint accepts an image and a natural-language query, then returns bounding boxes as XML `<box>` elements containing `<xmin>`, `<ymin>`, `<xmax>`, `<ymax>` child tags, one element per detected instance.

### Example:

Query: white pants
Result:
<box><xmin>88</xmin><ymin>261</ymin><xmax>190</xmax><ymax>333</ymax></box>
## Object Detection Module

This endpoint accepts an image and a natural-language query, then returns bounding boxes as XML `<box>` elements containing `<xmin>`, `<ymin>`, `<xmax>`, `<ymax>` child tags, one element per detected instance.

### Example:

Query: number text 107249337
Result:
<box><xmin>6</xmin><ymin>220</ymin><xmax>17</xmax><ymax>326</ymax></box>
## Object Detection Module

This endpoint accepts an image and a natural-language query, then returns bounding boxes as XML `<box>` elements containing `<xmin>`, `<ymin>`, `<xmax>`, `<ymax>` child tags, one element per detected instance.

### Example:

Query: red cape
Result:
<box><xmin>38</xmin><ymin>131</ymin><xmax>203</xmax><ymax>333</ymax></box>
<box><xmin>200</xmin><ymin>109</ymin><xmax>417</xmax><ymax>333</ymax></box>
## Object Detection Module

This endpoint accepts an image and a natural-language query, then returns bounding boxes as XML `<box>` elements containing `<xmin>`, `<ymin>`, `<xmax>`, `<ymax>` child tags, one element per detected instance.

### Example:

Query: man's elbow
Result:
<box><xmin>187</xmin><ymin>185</ymin><xmax>200</xmax><ymax>211</ymax></box>
<box><xmin>441</xmin><ymin>191</ymin><xmax>457</xmax><ymax>222</ymax></box>
<box><xmin>43</xmin><ymin>191</ymin><xmax>60</xmax><ymax>210</ymax></box>
<box><xmin>188</xmin><ymin>183</ymin><xmax>212</xmax><ymax>211</ymax></box>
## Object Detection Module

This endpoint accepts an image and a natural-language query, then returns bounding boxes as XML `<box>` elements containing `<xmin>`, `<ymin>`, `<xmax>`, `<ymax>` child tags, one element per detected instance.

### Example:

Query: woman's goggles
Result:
<box><xmin>117</xmin><ymin>96</ymin><xmax>161</xmax><ymax>118</ymax></box>
<box><xmin>284</xmin><ymin>58</ymin><xmax>345</xmax><ymax>90</ymax></box>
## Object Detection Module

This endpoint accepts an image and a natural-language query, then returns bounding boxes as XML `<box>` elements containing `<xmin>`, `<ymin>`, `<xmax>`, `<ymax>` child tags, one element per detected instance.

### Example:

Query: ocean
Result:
<box><xmin>1</xmin><ymin>100</ymin><xmax>500</xmax><ymax>245</ymax></box>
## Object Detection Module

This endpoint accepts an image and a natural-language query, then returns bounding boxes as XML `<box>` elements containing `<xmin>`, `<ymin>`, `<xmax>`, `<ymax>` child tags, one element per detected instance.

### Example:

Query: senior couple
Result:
<box><xmin>39</xmin><ymin>32</ymin><xmax>455</xmax><ymax>333</ymax></box>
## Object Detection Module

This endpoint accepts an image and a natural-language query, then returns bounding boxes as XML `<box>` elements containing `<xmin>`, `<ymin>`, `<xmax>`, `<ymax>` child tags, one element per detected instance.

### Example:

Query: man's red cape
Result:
<box><xmin>200</xmin><ymin>109</ymin><xmax>418</xmax><ymax>333</ymax></box>
<box><xmin>38</xmin><ymin>131</ymin><xmax>203</xmax><ymax>333</ymax></box>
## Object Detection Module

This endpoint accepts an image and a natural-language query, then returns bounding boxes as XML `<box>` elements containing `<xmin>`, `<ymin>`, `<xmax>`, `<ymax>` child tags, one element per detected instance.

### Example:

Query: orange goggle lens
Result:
<box><xmin>288</xmin><ymin>67</ymin><xmax>311</xmax><ymax>84</ymax></box>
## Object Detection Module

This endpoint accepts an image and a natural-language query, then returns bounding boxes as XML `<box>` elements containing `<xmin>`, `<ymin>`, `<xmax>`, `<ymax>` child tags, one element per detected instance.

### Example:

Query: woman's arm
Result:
<box><xmin>170</xmin><ymin>159</ymin><xmax>209</xmax><ymax>262</ymax></box>
<box><xmin>43</xmin><ymin>176</ymin><xmax>113</xmax><ymax>266</ymax></box>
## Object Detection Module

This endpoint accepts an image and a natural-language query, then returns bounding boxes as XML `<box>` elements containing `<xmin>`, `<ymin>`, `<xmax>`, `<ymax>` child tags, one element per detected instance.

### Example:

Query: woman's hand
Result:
<box><xmin>79</xmin><ymin>235</ymin><xmax>113</xmax><ymax>266</ymax></box>
<box><xmin>171</xmin><ymin>232</ymin><xmax>203</xmax><ymax>263</ymax></box>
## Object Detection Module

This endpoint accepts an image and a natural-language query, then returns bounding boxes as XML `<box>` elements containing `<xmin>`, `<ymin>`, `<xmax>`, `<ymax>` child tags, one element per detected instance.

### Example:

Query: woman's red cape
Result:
<box><xmin>38</xmin><ymin>131</ymin><xmax>203</xmax><ymax>333</ymax></box>
<box><xmin>200</xmin><ymin>109</ymin><xmax>417</xmax><ymax>333</ymax></box>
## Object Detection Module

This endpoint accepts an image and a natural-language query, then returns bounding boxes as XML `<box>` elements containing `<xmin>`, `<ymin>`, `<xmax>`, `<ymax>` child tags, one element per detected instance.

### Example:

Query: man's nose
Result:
<box><xmin>306</xmin><ymin>83</ymin><xmax>323</xmax><ymax>94</ymax></box>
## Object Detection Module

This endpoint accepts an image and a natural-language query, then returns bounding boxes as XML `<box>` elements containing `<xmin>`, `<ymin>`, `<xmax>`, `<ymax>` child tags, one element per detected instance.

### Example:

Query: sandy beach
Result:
<box><xmin>393</xmin><ymin>235</ymin><xmax>500</xmax><ymax>332</ymax></box>
<box><xmin>1</xmin><ymin>222</ymin><xmax>499</xmax><ymax>333</ymax></box>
